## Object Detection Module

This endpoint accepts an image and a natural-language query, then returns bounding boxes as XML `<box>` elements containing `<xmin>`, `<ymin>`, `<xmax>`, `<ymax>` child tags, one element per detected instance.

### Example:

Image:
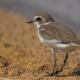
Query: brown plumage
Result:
<box><xmin>27</xmin><ymin>13</ymin><xmax>80</xmax><ymax>76</ymax></box>
<box><xmin>39</xmin><ymin>22</ymin><xmax>80</xmax><ymax>44</ymax></box>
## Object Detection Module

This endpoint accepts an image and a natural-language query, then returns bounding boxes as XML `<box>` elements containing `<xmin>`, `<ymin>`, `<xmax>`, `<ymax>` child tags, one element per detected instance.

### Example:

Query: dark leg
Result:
<box><xmin>46</xmin><ymin>49</ymin><xmax>57</xmax><ymax>76</ymax></box>
<box><xmin>60</xmin><ymin>52</ymin><xmax>68</xmax><ymax>72</ymax></box>
<box><xmin>53</xmin><ymin>52</ymin><xmax>68</xmax><ymax>76</ymax></box>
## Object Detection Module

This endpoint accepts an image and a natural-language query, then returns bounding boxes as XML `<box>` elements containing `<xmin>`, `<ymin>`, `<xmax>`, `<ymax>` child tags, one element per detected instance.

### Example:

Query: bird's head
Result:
<box><xmin>26</xmin><ymin>13</ymin><xmax>54</xmax><ymax>28</ymax></box>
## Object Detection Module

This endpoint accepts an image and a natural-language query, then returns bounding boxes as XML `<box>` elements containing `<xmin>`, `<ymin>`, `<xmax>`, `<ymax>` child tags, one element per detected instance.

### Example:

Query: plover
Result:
<box><xmin>26</xmin><ymin>13</ymin><xmax>80</xmax><ymax>76</ymax></box>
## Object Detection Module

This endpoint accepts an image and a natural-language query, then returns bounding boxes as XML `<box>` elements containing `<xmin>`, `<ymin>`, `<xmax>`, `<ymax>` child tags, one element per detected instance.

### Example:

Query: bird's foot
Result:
<box><xmin>45</xmin><ymin>71</ymin><xmax>60</xmax><ymax>76</ymax></box>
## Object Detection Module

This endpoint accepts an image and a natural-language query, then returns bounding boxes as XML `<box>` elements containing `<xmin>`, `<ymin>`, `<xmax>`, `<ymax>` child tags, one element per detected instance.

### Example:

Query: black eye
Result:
<box><xmin>36</xmin><ymin>17</ymin><xmax>42</xmax><ymax>21</ymax></box>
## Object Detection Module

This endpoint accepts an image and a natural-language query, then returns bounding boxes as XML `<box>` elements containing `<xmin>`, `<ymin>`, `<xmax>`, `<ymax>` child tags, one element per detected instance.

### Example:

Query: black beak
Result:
<box><xmin>26</xmin><ymin>20</ymin><xmax>33</xmax><ymax>23</ymax></box>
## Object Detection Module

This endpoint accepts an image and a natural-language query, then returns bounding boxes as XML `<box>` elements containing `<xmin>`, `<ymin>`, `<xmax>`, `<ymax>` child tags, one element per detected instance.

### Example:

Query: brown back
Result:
<box><xmin>39</xmin><ymin>22</ymin><xmax>80</xmax><ymax>44</ymax></box>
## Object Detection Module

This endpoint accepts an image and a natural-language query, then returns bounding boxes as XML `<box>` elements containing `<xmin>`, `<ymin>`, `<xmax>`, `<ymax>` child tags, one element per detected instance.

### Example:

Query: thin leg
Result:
<box><xmin>51</xmin><ymin>49</ymin><xmax>56</xmax><ymax>73</ymax></box>
<box><xmin>54</xmin><ymin>52</ymin><xmax>68</xmax><ymax>76</ymax></box>
<box><xmin>46</xmin><ymin>48</ymin><xmax>57</xmax><ymax>76</ymax></box>
<box><xmin>61</xmin><ymin>52</ymin><xmax>68</xmax><ymax>72</ymax></box>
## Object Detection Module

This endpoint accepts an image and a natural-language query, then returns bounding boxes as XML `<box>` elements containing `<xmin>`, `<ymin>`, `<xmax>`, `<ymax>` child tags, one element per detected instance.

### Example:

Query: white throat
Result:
<box><xmin>34</xmin><ymin>21</ymin><xmax>52</xmax><ymax>29</ymax></box>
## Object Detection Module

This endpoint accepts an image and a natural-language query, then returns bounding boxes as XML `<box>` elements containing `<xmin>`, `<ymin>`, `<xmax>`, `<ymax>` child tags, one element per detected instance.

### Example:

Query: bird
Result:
<box><xmin>26</xmin><ymin>13</ymin><xmax>80</xmax><ymax>76</ymax></box>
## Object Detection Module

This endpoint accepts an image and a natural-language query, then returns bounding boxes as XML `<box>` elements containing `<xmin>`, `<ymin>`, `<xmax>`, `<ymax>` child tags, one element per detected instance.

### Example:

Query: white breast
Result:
<box><xmin>37</xmin><ymin>30</ymin><xmax>61</xmax><ymax>45</ymax></box>
<box><xmin>37</xmin><ymin>30</ymin><xmax>45</xmax><ymax>43</ymax></box>
<box><xmin>37</xmin><ymin>30</ymin><xmax>80</xmax><ymax>50</ymax></box>
<box><xmin>37</xmin><ymin>31</ymin><xmax>77</xmax><ymax>49</ymax></box>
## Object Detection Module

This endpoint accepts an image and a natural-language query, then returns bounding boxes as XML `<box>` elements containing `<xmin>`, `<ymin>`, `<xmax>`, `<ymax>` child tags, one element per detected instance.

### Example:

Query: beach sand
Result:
<box><xmin>0</xmin><ymin>9</ymin><xmax>80</xmax><ymax>80</ymax></box>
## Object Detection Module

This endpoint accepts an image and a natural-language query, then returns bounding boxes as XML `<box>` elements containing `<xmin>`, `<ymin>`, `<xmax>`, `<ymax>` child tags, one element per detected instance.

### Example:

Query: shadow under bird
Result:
<box><xmin>26</xmin><ymin>13</ymin><xmax>80</xmax><ymax>76</ymax></box>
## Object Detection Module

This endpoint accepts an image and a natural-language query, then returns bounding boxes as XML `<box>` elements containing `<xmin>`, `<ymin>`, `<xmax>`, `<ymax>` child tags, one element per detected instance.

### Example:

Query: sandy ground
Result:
<box><xmin>0</xmin><ymin>9</ymin><xmax>80</xmax><ymax>80</ymax></box>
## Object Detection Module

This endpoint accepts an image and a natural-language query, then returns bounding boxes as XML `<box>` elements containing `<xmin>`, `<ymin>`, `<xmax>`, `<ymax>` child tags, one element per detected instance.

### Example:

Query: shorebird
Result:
<box><xmin>26</xmin><ymin>13</ymin><xmax>80</xmax><ymax>76</ymax></box>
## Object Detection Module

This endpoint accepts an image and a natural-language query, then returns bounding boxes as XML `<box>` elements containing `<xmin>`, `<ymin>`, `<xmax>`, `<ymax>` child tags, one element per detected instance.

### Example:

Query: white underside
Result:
<box><xmin>37</xmin><ymin>30</ymin><xmax>79</xmax><ymax>49</ymax></box>
<box><xmin>37</xmin><ymin>30</ymin><xmax>67</xmax><ymax>48</ymax></box>
<box><xmin>35</xmin><ymin>21</ymin><xmax>79</xmax><ymax>49</ymax></box>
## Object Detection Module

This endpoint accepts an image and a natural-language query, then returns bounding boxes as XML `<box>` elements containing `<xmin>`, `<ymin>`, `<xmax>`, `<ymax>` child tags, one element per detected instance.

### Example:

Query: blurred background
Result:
<box><xmin>0</xmin><ymin>0</ymin><xmax>80</xmax><ymax>79</ymax></box>
<box><xmin>0</xmin><ymin>0</ymin><xmax>80</xmax><ymax>33</ymax></box>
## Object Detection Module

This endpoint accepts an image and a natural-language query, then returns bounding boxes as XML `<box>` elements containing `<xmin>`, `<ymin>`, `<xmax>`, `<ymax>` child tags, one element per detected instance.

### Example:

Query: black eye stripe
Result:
<box><xmin>36</xmin><ymin>17</ymin><xmax>42</xmax><ymax>21</ymax></box>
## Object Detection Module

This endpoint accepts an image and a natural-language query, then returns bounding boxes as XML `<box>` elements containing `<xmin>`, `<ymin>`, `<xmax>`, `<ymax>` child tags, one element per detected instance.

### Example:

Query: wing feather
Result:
<box><xmin>39</xmin><ymin>22</ymin><xmax>80</xmax><ymax>44</ymax></box>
